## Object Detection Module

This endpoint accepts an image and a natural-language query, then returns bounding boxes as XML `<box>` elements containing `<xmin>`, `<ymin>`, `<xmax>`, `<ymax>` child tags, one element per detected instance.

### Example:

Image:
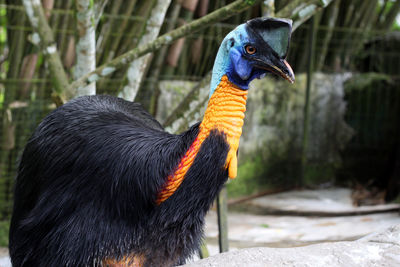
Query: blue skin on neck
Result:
<box><xmin>209</xmin><ymin>24</ymin><xmax>267</xmax><ymax>98</ymax></box>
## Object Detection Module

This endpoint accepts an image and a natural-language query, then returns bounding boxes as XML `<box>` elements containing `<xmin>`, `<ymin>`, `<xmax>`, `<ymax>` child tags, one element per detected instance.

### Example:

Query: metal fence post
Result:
<box><xmin>217</xmin><ymin>185</ymin><xmax>229</xmax><ymax>253</ymax></box>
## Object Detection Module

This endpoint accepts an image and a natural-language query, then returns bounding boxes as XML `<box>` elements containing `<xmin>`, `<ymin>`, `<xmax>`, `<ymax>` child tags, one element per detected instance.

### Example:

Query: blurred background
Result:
<box><xmin>0</xmin><ymin>0</ymin><xmax>399</xmax><ymax>257</ymax></box>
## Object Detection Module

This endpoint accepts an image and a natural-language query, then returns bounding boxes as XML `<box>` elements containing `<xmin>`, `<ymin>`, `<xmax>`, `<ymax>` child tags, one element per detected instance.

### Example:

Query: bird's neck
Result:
<box><xmin>157</xmin><ymin>75</ymin><xmax>247</xmax><ymax>204</ymax></box>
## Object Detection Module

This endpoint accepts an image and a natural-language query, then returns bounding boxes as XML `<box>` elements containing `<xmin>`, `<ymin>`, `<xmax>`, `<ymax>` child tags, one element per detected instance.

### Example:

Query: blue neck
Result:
<box><xmin>209</xmin><ymin>24</ymin><xmax>257</xmax><ymax>98</ymax></box>
<box><xmin>209</xmin><ymin>38</ymin><xmax>230</xmax><ymax>98</ymax></box>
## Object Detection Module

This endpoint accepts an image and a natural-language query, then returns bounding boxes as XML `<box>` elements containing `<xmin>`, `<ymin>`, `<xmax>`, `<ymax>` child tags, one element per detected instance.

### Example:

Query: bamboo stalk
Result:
<box><xmin>5</xmin><ymin>4</ymin><xmax>27</xmax><ymax>97</ymax></box>
<box><xmin>375</xmin><ymin>0</ymin><xmax>389</xmax><ymax>26</ymax></box>
<box><xmin>378</xmin><ymin>0</ymin><xmax>400</xmax><ymax>31</ymax></box>
<box><xmin>344</xmin><ymin>0</ymin><xmax>378</xmax><ymax>68</ymax></box>
<box><xmin>19</xmin><ymin>53</ymin><xmax>39</xmax><ymax>97</ymax></box>
<box><xmin>63</xmin><ymin>35</ymin><xmax>75</xmax><ymax>68</ymax></box>
<box><xmin>56</xmin><ymin>0</ymin><xmax>73</xmax><ymax>66</ymax></box>
<box><xmin>105</xmin><ymin>0</ymin><xmax>137</xmax><ymax>63</ymax></box>
<box><xmin>96</xmin><ymin>0</ymin><xmax>123</xmax><ymax>64</ymax></box>
<box><xmin>339</xmin><ymin>0</ymin><xmax>369</xmax><ymax>67</ymax></box>
<box><xmin>75</xmin><ymin>0</ymin><xmax>96</xmax><ymax>96</ymax></box>
<box><xmin>114</xmin><ymin>1</ymin><xmax>154</xmax><ymax>57</ymax></box>
<box><xmin>22</xmin><ymin>0</ymin><xmax>71</xmax><ymax>105</ymax></box>
<box><xmin>190</xmin><ymin>0</ymin><xmax>209</xmax><ymax>70</ymax></box>
<box><xmin>316</xmin><ymin>0</ymin><xmax>340</xmax><ymax>71</ymax></box>
<box><xmin>166</xmin><ymin>0</ymin><xmax>199</xmax><ymax>77</ymax></box>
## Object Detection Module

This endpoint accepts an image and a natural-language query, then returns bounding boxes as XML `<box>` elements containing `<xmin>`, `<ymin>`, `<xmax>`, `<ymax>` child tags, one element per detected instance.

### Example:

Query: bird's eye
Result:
<box><xmin>245</xmin><ymin>45</ymin><xmax>256</xmax><ymax>55</ymax></box>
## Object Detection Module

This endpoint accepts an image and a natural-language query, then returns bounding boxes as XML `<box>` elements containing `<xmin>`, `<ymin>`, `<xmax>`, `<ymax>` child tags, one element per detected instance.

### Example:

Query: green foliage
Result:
<box><xmin>0</xmin><ymin>88</ymin><xmax>4</xmax><ymax>108</ymax></box>
<box><xmin>260</xmin><ymin>223</ymin><xmax>269</xmax><ymax>228</ymax></box>
<box><xmin>0</xmin><ymin>221</ymin><xmax>9</xmax><ymax>247</ymax></box>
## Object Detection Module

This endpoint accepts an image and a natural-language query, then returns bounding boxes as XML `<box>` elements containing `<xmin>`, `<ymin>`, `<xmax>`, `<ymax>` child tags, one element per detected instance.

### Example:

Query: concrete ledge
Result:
<box><xmin>234</xmin><ymin>188</ymin><xmax>400</xmax><ymax>217</ymax></box>
<box><xmin>183</xmin><ymin>224</ymin><xmax>400</xmax><ymax>267</ymax></box>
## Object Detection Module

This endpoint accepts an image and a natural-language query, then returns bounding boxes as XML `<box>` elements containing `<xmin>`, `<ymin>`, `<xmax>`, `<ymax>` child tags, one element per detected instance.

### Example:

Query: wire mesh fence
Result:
<box><xmin>0</xmin><ymin>0</ymin><xmax>399</xmax><ymax>221</ymax></box>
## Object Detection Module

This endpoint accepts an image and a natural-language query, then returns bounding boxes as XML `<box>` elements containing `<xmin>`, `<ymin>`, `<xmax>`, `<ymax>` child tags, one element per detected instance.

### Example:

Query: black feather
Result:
<box><xmin>9</xmin><ymin>95</ymin><xmax>229</xmax><ymax>267</ymax></box>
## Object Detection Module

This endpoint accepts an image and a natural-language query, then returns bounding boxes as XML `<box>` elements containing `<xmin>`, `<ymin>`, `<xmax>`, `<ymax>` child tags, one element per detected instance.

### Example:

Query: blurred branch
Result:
<box><xmin>277</xmin><ymin>0</ymin><xmax>335</xmax><ymax>30</ymax></box>
<box><xmin>22</xmin><ymin>0</ymin><xmax>71</xmax><ymax>106</ymax></box>
<box><xmin>69</xmin><ymin>0</ymin><xmax>261</xmax><ymax>94</ymax></box>
<box><xmin>378</xmin><ymin>0</ymin><xmax>400</xmax><ymax>31</ymax></box>
<box><xmin>94</xmin><ymin>0</ymin><xmax>109</xmax><ymax>28</ymax></box>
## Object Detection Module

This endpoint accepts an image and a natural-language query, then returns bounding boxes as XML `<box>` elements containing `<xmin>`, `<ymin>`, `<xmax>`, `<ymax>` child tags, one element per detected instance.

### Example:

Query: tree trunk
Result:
<box><xmin>75</xmin><ymin>0</ymin><xmax>97</xmax><ymax>96</ymax></box>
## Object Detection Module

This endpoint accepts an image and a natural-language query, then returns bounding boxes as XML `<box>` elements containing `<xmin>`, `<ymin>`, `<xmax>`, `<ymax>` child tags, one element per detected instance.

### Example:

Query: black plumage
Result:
<box><xmin>10</xmin><ymin>95</ymin><xmax>229</xmax><ymax>266</ymax></box>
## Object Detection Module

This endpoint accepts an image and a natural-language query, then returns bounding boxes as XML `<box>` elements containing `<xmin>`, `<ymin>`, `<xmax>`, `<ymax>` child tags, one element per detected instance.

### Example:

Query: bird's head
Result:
<box><xmin>210</xmin><ymin>17</ymin><xmax>295</xmax><ymax>97</ymax></box>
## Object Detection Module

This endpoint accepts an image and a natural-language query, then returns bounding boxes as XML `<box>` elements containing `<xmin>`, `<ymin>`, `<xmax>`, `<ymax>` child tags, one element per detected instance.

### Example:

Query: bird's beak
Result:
<box><xmin>256</xmin><ymin>58</ymin><xmax>295</xmax><ymax>84</ymax></box>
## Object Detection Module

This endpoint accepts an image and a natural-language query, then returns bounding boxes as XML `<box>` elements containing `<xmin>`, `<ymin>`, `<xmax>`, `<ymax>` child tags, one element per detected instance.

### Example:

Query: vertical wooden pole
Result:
<box><xmin>301</xmin><ymin>16</ymin><xmax>317</xmax><ymax>186</ymax></box>
<box><xmin>217</xmin><ymin>185</ymin><xmax>229</xmax><ymax>253</ymax></box>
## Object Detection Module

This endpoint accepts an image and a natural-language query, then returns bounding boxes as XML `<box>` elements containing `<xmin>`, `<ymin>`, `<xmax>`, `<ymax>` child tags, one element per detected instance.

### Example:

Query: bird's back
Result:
<box><xmin>9</xmin><ymin>95</ymin><xmax>197</xmax><ymax>266</ymax></box>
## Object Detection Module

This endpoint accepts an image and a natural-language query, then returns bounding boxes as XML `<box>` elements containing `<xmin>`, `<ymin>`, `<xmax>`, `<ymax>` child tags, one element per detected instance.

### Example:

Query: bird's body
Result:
<box><xmin>10</xmin><ymin>94</ymin><xmax>230</xmax><ymax>266</ymax></box>
<box><xmin>9</xmin><ymin>18</ymin><xmax>294</xmax><ymax>266</ymax></box>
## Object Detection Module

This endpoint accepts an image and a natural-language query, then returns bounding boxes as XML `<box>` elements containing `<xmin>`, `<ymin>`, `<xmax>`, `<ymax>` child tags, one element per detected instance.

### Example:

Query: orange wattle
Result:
<box><xmin>156</xmin><ymin>75</ymin><xmax>248</xmax><ymax>205</ymax></box>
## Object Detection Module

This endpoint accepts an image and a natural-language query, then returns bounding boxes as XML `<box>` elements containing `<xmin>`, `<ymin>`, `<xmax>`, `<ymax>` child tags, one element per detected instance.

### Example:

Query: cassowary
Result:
<box><xmin>9</xmin><ymin>17</ymin><xmax>294</xmax><ymax>266</ymax></box>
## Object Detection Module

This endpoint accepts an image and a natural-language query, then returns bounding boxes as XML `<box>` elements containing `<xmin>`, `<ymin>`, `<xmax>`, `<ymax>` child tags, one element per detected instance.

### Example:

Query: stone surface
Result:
<box><xmin>0</xmin><ymin>256</ymin><xmax>10</xmax><ymax>267</ymax></box>
<box><xmin>243</xmin><ymin>188</ymin><xmax>400</xmax><ymax>216</ymax></box>
<box><xmin>183</xmin><ymin>225</ymin><xmax>400</xmax><ymax>267</ymax></box>
<box><xmin>204</xmin><ymin>188</ymin><xmax>400</xmax><ymax>248</ymax></box>
<box><xmin>204</xmin><ymin>210</ymin><xmax>400</xmax><ymax>248</ymax></box>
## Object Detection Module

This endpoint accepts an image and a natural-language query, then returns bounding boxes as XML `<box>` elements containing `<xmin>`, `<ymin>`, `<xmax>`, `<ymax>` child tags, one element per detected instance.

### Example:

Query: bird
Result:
<box><xmin>9</xmin><ymin>17</ymin><xmax>295</xmax><ymax>267</ymax></box>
